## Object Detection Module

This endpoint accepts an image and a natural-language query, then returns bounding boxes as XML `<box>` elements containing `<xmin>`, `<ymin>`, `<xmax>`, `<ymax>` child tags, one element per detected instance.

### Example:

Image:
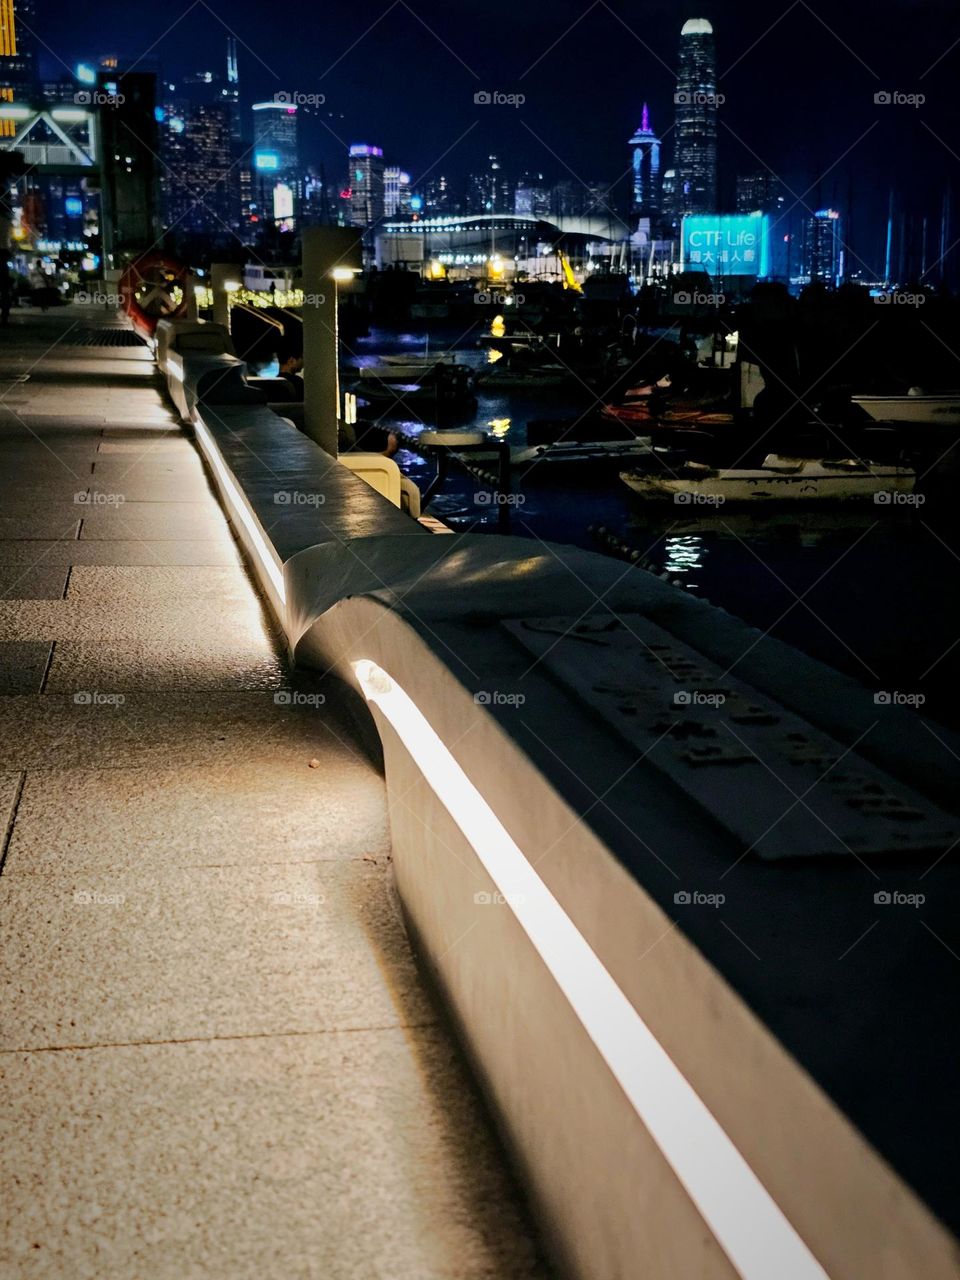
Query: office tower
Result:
<box><xmin>252</xmin><ymin>101</ymin><xmax>300</xmax><ymax>230</ymax></box>
<box><xmin>0</xmin><ymin>0</ymin><xmax>36</xmax><ymax>137</ymax></box>
<box><xmin>628</xmin><ymin>103</ymin><xmax>661</xmax><ymax>222</ymax></box>
<box><xmin>160</xmin><ymin>91</ymin><xmax>237</xmax><ymax>234</ymax></box>
<box><xmin>0</xmin><ymin>0</ymin><xmax>35</xmax><ymax>99</ymax></box>
<box><xmin>225</xmin><ymin>36</ymin><xmax>240</xmax><ymax>141</ymax></box>
<box><xmin>348</xmin><ymin>143</ymin><xmax>384</xmax><ymax>228</ymax></box>
<box><xmin>97</xmin><ymin>70</ymin><xmax>160</xmax><ymax>262</ymax></box>
<box><xmin>806</xmin><ymin>208</ymin><xmax>842</xmax><ymax>286</ymax></box>
<box><xmin>423</xmin><ymin>174</ymin><xmax>455</xmax><ymax>215</ymax></box>
<box><xmin>550</xmin><ymin>177</ymin><xmax>613</xmax><ymax>219</ymax></box>
<box><xmin>159</xmin><ymin>46</ymin><xmax>245</xmax><ymax>236</ymax></box>
<box><xmin>672</xmin><ymin>17</ymin><xmax>718</xmax><ymax>217</ymax></box>
<box><xmin>515</xmin><ymin>170</ymin><xmax>549</xmax><ymax>217</ymax></box>
<box><xmin>465</xmin><ymin>155</ymin><xmax>512</xmax><ymax>216</ymax></box>
<box><xmin>736</xmin><ymin>170</ymin><xmax>785</xmax><ymax>216</ymax></box>
<box><xmin>383</xmin><ymin>165</ymin><xmax>411</xmax><ymax>218</ymax></box>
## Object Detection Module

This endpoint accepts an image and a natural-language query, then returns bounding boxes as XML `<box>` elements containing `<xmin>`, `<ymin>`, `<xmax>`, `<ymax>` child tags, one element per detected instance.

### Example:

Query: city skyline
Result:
<box><xmin>23</xmin><ymin>0</ymin><xmax>959</xmax><ymax>284</ymax></box>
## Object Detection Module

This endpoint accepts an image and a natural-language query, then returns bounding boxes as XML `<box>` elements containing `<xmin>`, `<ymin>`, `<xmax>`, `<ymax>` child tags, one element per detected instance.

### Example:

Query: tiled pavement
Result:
<box><xmin>0</xmin><ymin>311</ymin><xmax>546</xmax><ymax>1280</ymax></box>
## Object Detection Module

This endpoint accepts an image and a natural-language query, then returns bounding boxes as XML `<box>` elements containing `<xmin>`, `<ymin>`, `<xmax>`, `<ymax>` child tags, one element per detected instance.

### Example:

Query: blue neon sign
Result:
<box><xmin>681</xmin><ymin>213</ymin><xmax>769</xmax><ymax>277</ymax></box>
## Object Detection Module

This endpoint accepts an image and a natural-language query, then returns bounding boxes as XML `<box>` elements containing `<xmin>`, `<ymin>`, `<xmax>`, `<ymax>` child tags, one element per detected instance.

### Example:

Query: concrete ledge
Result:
<box><xmin>159</xmin><ymin>339</ymin><xmax>960</xmax><ymax>1280</ymax></box>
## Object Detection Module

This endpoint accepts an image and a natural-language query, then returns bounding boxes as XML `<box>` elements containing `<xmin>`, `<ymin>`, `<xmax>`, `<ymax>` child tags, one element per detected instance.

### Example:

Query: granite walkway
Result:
<box><xmin>0</xmin><ymin>309</ymin><xmax>546</xmax><ymax>1280</ymax></box>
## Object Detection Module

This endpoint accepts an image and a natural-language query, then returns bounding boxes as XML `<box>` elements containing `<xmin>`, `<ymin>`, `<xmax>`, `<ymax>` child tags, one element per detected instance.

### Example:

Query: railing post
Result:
<box><xmin>301</xmin><ymin>227</ymin><xmax>362</xmax><ymax>457</ymax></box>
<box><xmin>184</xmin><ymin>271</ymin><xmax>199</xmax><ymax>322</ymax></box>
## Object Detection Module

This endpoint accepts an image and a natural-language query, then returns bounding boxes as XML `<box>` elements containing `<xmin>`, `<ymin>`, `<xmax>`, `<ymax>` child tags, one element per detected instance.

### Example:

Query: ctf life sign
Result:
<box><xmin>681</xmin><ymin>213</ymin><xmax>769</xmax><ymax>277</ymax></box>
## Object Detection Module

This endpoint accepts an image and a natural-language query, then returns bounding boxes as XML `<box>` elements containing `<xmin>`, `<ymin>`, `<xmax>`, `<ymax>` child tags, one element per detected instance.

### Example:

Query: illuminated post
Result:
<box><xmin>211</xmin><ymin>262</ymin><xmax>241</xmax><ymax>328</ymax></box>
<box><xmin>184</xmin><ymin>271</ymin><xmax>199</xmax><ymax>322</ymax></box>
<box><xmin>301</xmin><ymin>226</ymin><xmax>362</xmax><ymax>456</ymax></box>
<box><xmin>211</xmin><ymin>262</ymin><xmax>242</xmax><ymax>329</ymax></box>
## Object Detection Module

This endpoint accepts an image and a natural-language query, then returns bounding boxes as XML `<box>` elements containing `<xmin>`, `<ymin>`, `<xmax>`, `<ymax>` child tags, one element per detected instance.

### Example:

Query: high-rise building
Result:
<box><xmin>806</xmin><ymin>208</ymin><xmax>842</xmax><ymax>286</ymax></box>
<box><xmin>348</xmin><ymin>143</ymin><xmax>384</xmax><ymax>228</ymax></box>
<box><xmin>159</xmin><ymin>42</ymin><xmax>245</xmax><ymax>236</ymax></box>
<box><xmin>383</xmin><ymin>165</ymin><xmax>411</xmax><ymax>218</ymax></box>
<box><xmin>251</xmin><ymin>101</ymin><xmax>300</xmax><ymax>230</ymax></box>
<box><xmin>736</xmin><ymin>170</ymin><xmax>785</xmax><ymax>216</ymax></box>
<box><xmin>671</xmin><ymin>17</ymin><xmax>718</xmax><ymax>219</ymax></box>
<box><xmin>550</xmin><ymin>178</ymin><xmax>613</xmax><ymax>220</ymax></box>
<box><xmin>628</xmin><ymin>103</ymin><xmax>661</xmax><ymax>223</ymax></box>
<box><xmin>423</xmin><ymin>174</ymin><xmax>455</xmax><ymax>216</ymax></box>
<box><xmin>465</xmin><ymin>155</ymin><xmax>513</xmax><ymax>217</ymax></box>
<box><xmin>225</xmin><ymin>36</ymin><xmax>240</xmax><ymax>142</ymax></box>
<box><xmin>515</xmin><ymin>170</ymin><xmax>549</xmax><ymax>218</ymax></box>
<box><xmin>0</xmin><ymin>0</ymin><xmax>35</xmax><ymax>99</ymax></box>
<box><xmin>0</xmin><ymin>0</ymin><xmax>36</xmax><ymax>137</ymax></box>
<box><xmin>97</xmin><ymin>70</ymin><xmax>161</xmax><ymax>262</ymax></box>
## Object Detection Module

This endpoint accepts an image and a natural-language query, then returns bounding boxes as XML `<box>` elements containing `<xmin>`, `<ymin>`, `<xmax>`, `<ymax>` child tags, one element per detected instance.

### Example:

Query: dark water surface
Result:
<box><xmin>352</xmin><ymin>324</ymin><xmax>960</xmax><ymax>730</ymax></box>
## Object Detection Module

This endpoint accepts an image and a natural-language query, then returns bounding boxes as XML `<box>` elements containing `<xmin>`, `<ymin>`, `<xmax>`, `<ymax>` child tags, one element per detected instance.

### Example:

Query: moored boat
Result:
<box><xmin>620</xmin><ymin>455</ymin><xmax>916</xmax><ymax>503</ymax></box>
<box><xmin>851</xmin><ymin>390</ymin><xmax>960</xmax><ymax>425</ymax></box>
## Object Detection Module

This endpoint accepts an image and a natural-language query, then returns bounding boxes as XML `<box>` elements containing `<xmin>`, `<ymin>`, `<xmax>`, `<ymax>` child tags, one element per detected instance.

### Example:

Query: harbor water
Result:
<box><xmin>352</xmin><ymin>324</ymin><xmax>960</xmax><ymax>730</ymax></box>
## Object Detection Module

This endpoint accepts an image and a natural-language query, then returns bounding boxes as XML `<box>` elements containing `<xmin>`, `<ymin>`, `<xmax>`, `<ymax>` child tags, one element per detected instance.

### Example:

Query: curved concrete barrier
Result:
<box><xmin>158</xmin><ymin>331</ymin><xmax>960</xmax><ymax>1280</ymax></box>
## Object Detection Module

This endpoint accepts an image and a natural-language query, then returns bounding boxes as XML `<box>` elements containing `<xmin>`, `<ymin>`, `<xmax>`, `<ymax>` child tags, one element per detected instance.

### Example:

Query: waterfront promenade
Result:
<box><xmin>0</xmin><ymin>310</ymin><xmax>545</xmax><ymax>1279</ymax></box>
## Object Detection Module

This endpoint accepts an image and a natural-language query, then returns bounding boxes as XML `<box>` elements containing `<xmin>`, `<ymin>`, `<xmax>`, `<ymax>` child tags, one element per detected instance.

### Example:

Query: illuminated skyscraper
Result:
<box><xmin>383</xmin><ymin>165</ymin><xmax>411</xmax><ymax>218</ymax></box>
<box><xmin>252</xmin><ymin>101</ymin><xmax>300</xmax><ymax>230</ymax></box>
<box><xmin>514</xmin><ymin>170</ymin><xmax>549</xmax><ymax>217</ymax></box>
<box><xmin>806</xmin><ymin>208</ymin><xmax>843</xmax><ymax>286</ymax></box>
<box><xmin>736</xmin><ymin>170</ymin><xmax>785</xmax><ymax>216</ymax></box>
<box><xmin>628</xmin><ymin>103</ymin><xmax>661</xmax><ymax>222</ymax></box>
<box><xmin>671</xmin><ymin>17</ymin><xmax>718</xmax><ymax>218</ymax></box>
<box><xmin>0</xmin><ymin>0</ymin><xmax>36</xmax><ymax>136</ymax></box>
<box><xmin>348</xmin><ymin>143</ymin><xmax>384</xmax><ymax>228</ymax></box>
<box><xmin>0</xmin><ymin>0</ymin><xmax>35</xmax><ymax>99</ymax></box>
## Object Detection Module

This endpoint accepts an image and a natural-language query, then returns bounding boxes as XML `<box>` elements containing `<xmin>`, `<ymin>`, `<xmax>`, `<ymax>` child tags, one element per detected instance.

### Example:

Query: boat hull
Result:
<box><xmin>620</xmin><ymin>464</ymin><xmax>916</xmax><ymax>503</ymax></box>
<box><xmin>852</xmin><ymin>395</ymin><xmax>960</xmax><ymax>424</ymax></box>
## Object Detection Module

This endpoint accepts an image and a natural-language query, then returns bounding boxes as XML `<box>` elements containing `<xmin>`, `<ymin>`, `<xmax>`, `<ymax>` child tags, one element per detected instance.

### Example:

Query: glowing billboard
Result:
<box><xmin>681</xmin><ymin>213</ymin><xmax>769</xmax><ymax>277</ymax></box>
<box><xmin>273</xmin><ymin>183</ymin><xmax>294</xmax><ymax>221</ymax></box>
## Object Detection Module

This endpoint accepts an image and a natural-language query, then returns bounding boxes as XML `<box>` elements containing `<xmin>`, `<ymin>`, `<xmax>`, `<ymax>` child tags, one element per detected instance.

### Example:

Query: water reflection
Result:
<box><xmin>663</xmin><ymin>535</ymin><xmax>704</xmax><ymax>587</ymax></box>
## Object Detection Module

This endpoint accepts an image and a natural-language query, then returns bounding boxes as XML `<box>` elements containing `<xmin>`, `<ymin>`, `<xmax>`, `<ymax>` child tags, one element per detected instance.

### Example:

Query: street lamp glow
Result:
<box><xmin>330</xmin><ymin>267</ymin><xmax>355</xmax><ymax>282</ymax></box>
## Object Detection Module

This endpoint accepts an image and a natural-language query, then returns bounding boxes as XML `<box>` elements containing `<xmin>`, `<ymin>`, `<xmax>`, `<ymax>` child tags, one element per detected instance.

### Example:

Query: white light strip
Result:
<box><xmin>193</xmin><ymin>418</ymin><xmax>286</xmax><ymax>605</ymax></box>
<box><xmin>353</xmin><ymin>659</ymin><xmax>830</xmax><ymax>1280</ymax></box>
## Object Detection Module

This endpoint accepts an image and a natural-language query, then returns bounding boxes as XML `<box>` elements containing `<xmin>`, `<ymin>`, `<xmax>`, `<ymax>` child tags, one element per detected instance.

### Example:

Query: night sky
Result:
<box><xmin>35</xmin><ymin>0</ymin><xmax>960</xmax><ymax>273</ymax></box>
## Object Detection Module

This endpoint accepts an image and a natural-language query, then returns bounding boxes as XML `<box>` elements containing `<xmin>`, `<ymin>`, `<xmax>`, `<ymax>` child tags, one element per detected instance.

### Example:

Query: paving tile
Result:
<box><xmin>0</xmin><ymin>564</ymin><xmax>69</xmax><ymax>600</ymax></box>
<box><xmin>64</xmin><ymin>565</ymin><xmax>252</xmax><ymax>602</ymax></box>
<box><xmin>90</xmin><ymin>458</ymin><xmax>205</xmax><ymax>481</ymax></box>
<box><xmin>97</xmin><ymin>437</ymin><xmax>186</xmax><ymax>452</ymax></box>
<box><xmin>0</xmin><ymin>770</ymin><xmax>21</xmax><ymax>850</ymax></box>
<box><xmin>0</xmin><ymin>517</ymin><xmax>80</xmax><ymax>540</ymax></box>
<box><xmin>4</xmin><ymin>756</ymin><xmax>389</xmax><ymax>874</ymax></box>
<box><xmin>44</xmin><ymin>638</ymin><xmax>287</xmax><ymax>693</ymax></box>
<box><xmin>78</xmin><ymin>504</ymin><xmax>232</xmax><ymax>542</ymax></box>
<box><xmin>0</xmin><ymin>1028</ymin><xmax>547</xmax><ymax>1280</ymax></box>
<box><xmin>0</xmin><ymin>691</ymin><xmax>357</xmax><ymax>771</ymax></box>
<box><xmin>0</xmin><ymin>861</ymin><xmax>435</xmax><ymax>1050</ymax></box>
<box><xmin>0</xmin><ymin>643</ymin><xmax>52</xmax><ymax>693</ymax></box>
<box><xmin>79</xmin><ymin>479</ymin><xmax>214</xmax><ymax>503</ymax></box>
<box><xmin>0</xmin><ymin>540</ymin><xmax>243</xmax><ymax>568</ymax></box>
<box><xmin>0</xmin><ymin>486</ymin><xmax>95</xmax><ymax>508</ymax></box>
<box><xmin>0</xmin><ymin>598</ymin><xmax>279</xmax><ymax>645</ymax></box>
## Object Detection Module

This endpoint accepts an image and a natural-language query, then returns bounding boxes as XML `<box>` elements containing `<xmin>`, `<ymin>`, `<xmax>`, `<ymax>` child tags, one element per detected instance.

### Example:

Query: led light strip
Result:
<box><xmin>193</xmin><ymin>418</ymin><xmax>286</xmax><ymax>605</ymax></box>
<box><xmin>353</xmin><ymin>658</ymin><xmax>830</xmax><ymax>1280</ymax></box>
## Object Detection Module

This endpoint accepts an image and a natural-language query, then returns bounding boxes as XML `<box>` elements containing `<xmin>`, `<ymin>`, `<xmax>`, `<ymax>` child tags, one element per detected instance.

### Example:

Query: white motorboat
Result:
<box><xmin>851</xmin><ymin>388</ymin><xmax>960</xmax><ymax>425</ymax></box>
<box><xmin>620</xmin><ymin>455</ymin><xmax>916</xmax><ymax>503</ymax></box>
